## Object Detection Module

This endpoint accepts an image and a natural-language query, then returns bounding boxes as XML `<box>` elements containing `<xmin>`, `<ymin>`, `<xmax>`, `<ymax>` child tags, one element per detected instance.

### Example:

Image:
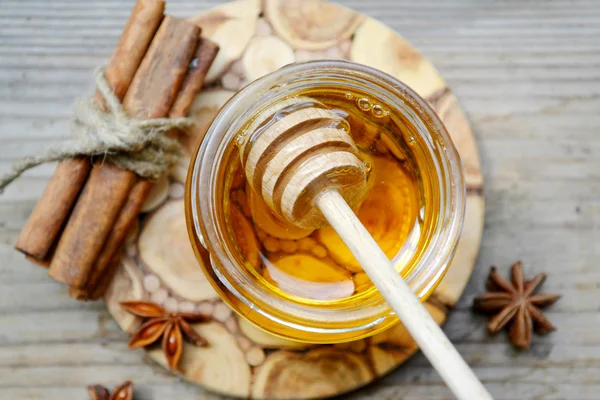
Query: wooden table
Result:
<box><xmin>1</xmin><ymin>0</ymin><xmax>598</xmax><ymax>399</ymax></box>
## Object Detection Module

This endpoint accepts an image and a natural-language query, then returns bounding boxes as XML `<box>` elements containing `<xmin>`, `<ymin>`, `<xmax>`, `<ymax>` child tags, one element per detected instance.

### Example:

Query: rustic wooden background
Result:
<box><xmin>1</xmin><ymin>0</ymin><xmax>599</xmax><ymax>399</ymax></box>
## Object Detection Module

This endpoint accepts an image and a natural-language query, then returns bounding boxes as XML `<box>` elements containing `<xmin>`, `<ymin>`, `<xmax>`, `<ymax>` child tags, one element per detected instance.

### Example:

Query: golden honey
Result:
<box><xmin>186</xmin><ymin>61</ymin><xmax>464</xmax><ymax>343</ymax></box>
<box><xmin>224</xmin><ymin>91</ymin><xmax>424</xmax><ymax>307</ymax></box>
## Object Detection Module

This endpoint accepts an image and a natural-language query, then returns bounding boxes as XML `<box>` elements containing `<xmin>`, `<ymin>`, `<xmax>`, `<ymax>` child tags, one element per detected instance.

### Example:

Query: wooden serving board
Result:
<box><xmin>104</xmin><ymin>0</ymin><xmax>484</xmax><ymax>398</ymax></box>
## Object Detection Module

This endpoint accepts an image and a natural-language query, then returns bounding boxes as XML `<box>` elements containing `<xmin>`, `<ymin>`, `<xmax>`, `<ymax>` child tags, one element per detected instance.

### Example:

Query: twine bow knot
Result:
<box><xmin>0</xmin><ymin>67</ymin><xmax>192</xmax><ymax>192</ymax></box>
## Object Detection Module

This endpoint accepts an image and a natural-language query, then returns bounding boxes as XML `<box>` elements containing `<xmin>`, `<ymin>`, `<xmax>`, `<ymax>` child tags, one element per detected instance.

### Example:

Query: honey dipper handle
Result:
<box><xmin>316</xmin><ymin>190</ymin><xmax>493</xmax><ymax>400</ymax></box>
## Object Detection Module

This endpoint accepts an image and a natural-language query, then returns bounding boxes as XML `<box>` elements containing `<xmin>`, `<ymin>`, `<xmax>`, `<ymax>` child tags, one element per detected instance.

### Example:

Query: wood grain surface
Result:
<box><xmin>1</xmin><ymin>0</ymin><xmax>599</xmax><ymax>399</ymax></box>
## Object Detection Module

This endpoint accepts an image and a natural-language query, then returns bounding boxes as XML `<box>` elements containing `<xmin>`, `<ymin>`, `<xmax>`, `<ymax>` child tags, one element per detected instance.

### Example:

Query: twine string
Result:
<box><xmin>0</xmin><ymin>66</ymin><xmax>192</xmax><ymax>192</ymax></box>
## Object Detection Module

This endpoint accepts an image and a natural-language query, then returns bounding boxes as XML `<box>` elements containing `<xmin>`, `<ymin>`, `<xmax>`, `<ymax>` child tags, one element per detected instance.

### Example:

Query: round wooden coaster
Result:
<box><xmin>104</xmin><ymin>0</ymin><xmax>484</xmax><ymax>398</ymax></box>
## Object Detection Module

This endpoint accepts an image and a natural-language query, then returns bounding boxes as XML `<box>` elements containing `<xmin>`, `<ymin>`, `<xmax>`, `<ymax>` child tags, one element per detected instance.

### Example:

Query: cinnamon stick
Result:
<box><xmin>48</xmin><ymin>16</ymin><xmax>200</xmax><ymax>289</ymax></box>
<box><xmin>97</xmin><ymin>0</ymin><xmax>166</xmax><ymax>107</ymax></box>
<box><xmin>15</xmin><ymin>158</ymin><xmax>91</xmax><ymax>261</ymax></box>
<box><xmin>48</xmin><ymin>163</ymin><xmax>136</xmax><ymax>286</ymax></box>
<box><xmin>72</xmin><ymin>37</ymin><xmax>220</xmax><ymax>300</ymax></box>
<box><xmin>170</xmin><ymin>38</ymin><xmax>220</xmax><ymax>118</ymax></box>
<box><xmin>68</xmin><ymin>179</ymin><xmax>152</xmax><ymax>300</ymax></box>
<box><xmin>90</xmin><ymin>244</ymin><xmax>127</xmax><ymax>300</ymax></box>
<box><xmin>15</xmin><ymin>0</ymin><xmax>165</xmax><ymax>263</ymax></box>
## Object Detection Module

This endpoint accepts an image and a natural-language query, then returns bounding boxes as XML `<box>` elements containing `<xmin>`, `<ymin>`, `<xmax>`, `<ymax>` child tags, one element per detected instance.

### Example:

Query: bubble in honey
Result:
<box><xmin>339</xmin><ymin>120</ymin><xmax>351</xmax><ymax>133</ymax></box>
<box><xmin>345</xmin><ymin>92</ymin><xmax>353</xmax><ymax>100</ymax></box>
<box><xmin>356</xmin><ymin>98</ymin><xmax>372</xmax><ymax>112</ymax></box>
<box><xmin>371</xmin><ymin>105</ymin><xmax>385</xmax><ymax>118</ymax></box>
<box><xmin>235</xmin><ymin>134</ymin><xmax>245</xmax><ymax>146</ymax></box>
<box><xmin>364</xmin><ymin>161</ymin><xmax>372</xmax><ymax>173</ymax></box>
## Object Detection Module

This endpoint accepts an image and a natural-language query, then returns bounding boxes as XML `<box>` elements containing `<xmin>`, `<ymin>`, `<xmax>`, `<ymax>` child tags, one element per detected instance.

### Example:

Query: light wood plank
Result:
<box><xmin>1</xmin><ymin>0</ymin><xmax>599</xmax><ymax>398</ymax></box>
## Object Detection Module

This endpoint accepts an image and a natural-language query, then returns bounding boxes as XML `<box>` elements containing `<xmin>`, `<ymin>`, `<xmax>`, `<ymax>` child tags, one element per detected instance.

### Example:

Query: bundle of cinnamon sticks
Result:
<box><xmin>15</xmin><ymin>0</ymin><xmax>219</xmax><ymax>300</ymax></box>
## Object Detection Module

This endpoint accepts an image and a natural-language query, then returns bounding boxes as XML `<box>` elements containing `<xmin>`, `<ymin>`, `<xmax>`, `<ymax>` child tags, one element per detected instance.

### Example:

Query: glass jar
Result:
<box><xmin>185</xmin><ymin>60</ymin><xmax>465</xmax><ymax>343</ymax></box>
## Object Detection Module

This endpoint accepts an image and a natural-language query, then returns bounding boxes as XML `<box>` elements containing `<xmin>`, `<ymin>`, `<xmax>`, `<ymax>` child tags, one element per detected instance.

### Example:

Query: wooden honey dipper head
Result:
<box><xmin>239</xmin><ymin>97</ymin><xmax>368</xmax><ymax>230</ymax></box>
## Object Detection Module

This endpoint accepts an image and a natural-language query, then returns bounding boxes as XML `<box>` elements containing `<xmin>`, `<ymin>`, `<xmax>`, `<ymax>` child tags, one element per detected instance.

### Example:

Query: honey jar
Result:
<box><xmin>185</xmin><ymin>60</ymin><xmax>465</xmax><ymax>343</ymax></box>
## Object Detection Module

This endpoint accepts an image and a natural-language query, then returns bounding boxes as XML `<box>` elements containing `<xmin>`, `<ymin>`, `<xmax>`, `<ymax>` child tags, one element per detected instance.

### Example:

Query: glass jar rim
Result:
<box><xmin>188</xmin><ymin>60</ymin><xmax>465</xmax><ymax>342</ymax></box>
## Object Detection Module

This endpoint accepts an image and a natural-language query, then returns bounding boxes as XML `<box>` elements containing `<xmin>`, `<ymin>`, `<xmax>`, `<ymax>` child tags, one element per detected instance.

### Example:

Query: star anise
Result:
<box><xmin>87</xmin><ymin>381</ymin><xmax>133</xmax><ymax>400</ymax></box>
<box><xmin>473</xmin><ymin>261</ymin><xmax>561</xmax><ymax>349</ymax></box>
<box><xmin>120</xmin><ymin>301</ymin><xmax>210</xmax><ymax>370</ymax></box>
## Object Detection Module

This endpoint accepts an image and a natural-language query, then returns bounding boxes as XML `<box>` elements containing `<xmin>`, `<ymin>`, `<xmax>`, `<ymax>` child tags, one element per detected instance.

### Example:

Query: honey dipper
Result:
<box><xmin>240</xmin><ymin>97</ymin><xmax>493</xmax><ymax>400</ymax></box>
